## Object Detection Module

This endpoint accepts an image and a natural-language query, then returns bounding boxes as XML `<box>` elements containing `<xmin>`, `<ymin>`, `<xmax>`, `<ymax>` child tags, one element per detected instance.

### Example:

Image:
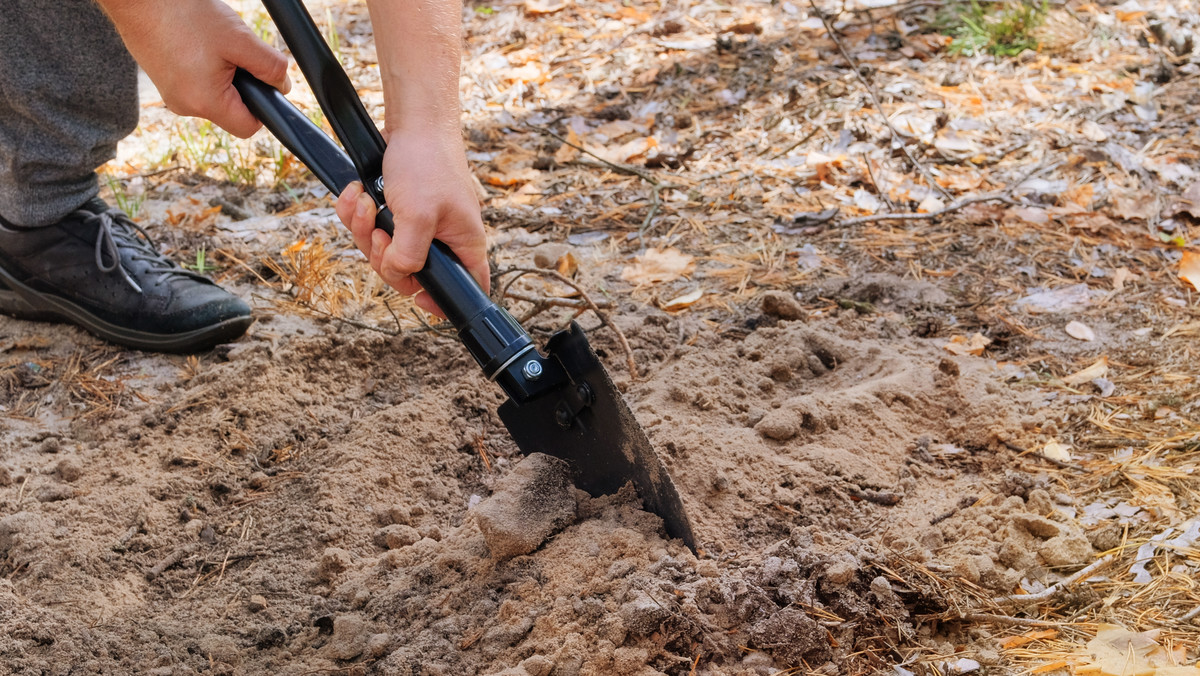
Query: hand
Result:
<box><xmin>335</xmin><ymin>128</ymin><xmax>489</xmax><ymax>318</ymax></box>
<box><xmin>100</xmin><ymin>0</ymin><xmax>291</xmax><ymax>138</ymax></box>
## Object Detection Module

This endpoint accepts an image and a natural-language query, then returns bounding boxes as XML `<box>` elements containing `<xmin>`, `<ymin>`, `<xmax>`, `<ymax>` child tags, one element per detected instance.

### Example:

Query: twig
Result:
<box><xmin>955</xmin><ymin>613</ymin><xmax>1066</xmax><ymax>628</ymax></box>
<box><xmin>498</xmin><ymin>267</ymin><xmax>638</xmax><ymax>380</ymax></box>
<box><xmin>809</xmin><ymin>0</ymin><xmax>952</xmax><ymax>202</ymax></box>
<box><xmin>864</xmin><ymin>159</ymin><xmax>895</xmax><ymax>211</ymax></box>
<box><xmin>1181</xmin><ymin>605</ymin><xmax>1200</xmax><ymax>622</ymax></box>
<box><xmin>989</xmin><ymin>555</ymin><xmax>1112</xmax><ymax>607</ymax></box>
<box><xmin>503</xmin><ymin>290</ymin><xmax>613</xmax><ymax>309</ymax></box>
<box><xmin>409</xmin><ymin>309</ymin><xmax>456</xmax><ymax>339</ymax></box>
<box><xmin>146</xmin><ymin>543</ymin><xmax>201</xmax><ymax>581</ymax></box>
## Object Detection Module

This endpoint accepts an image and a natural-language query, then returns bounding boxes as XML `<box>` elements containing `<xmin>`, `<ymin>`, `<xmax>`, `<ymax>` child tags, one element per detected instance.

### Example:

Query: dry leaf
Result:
<box><xmin>661</xmin><ymin>288</ymin><xmax>703</xmax><ymax>311</ymax></box>
<box><xmin>1042</xmin><ymin>440</ymin><xmax>1073</xmax><ymax>462</ymax></box>
<box><xmin>620</xmin><ymin>248</ymin><xmax>695</xmax><ymax>285</ymax></box>
<box><xmin>525</xmin><ymin>0</ymin><xmax>566</xmax><ymax>14</ymax></box>
<box><xmin>943</xmin><ymin>333</ymin><xmax>991</xmax><ymax>357</ymax></box>
<box><xmin>1111</xmin><ymin>190</ymin><xmax>1159</xmax><ymax>221</ymax></box>
<box><xmin>1112</xmin><ymin>267</ymin><xmax>1135</xmax><ymax>291</ymax></box>
<box><xmin>1063</xmin><ymin>356</ymin><xmax>1108</xmax><ymax>386</ymax></box>
<box><xmin>554</xmin><ymin>127</ymin><xmax>583</xmax><ymax>165</ymax></box>
<box><xmin>1180</xmin><ymin>250</ymin><xmax>1200</xmax><ymax>292</ymax></box>
<box><xmin>1081</xmin><ymin>120</ymin><xmax>1108</xmax><ymax>142</ymax></box>
<box><xmin>555</xmin><ymin>252</ymin><xmax>578</xmax><ymax>277</ymax></box>
<box><xmin>1065</xmin><ymin>320</ymin><xmax>1096</xmax><ymax>341</ymax></box>
<box><xmin>1077</xmin><ymin>624</ymin><xmax>1200</xmax><ymax>675</ymax></box>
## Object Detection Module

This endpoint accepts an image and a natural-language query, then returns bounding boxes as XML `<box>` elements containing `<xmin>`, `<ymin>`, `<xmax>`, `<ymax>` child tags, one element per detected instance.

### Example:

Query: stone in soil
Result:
<box><xmin>760</xmin><ymin>290</ymin><xmax>804</xmax><ymax>320</ymax></box>
<box><xmin>472</xmin><ymin>453</ymin><xmax>577</xmax><ymax>560</ymax></box>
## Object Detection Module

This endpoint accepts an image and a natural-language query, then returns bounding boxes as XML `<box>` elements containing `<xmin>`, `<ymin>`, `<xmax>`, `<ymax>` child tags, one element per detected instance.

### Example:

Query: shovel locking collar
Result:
<box><xmin>233</xmin><ymin>0</ymin><xmax>696</xmax><ymax>551</ymax></box>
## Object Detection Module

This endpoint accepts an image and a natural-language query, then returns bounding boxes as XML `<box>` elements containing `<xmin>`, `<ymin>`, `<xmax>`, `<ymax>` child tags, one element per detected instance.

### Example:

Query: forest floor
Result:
<box><xmin>2</xmin><ymin>0</ymin><xmax>1200</xmax><ymax>674</ymax></box>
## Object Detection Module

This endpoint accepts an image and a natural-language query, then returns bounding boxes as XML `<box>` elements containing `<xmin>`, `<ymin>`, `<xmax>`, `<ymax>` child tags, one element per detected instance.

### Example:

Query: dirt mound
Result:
<box><xmin>0</xmin><ymin>311</ymin><xmax>1090</xmax><ymax>674</ymax></box>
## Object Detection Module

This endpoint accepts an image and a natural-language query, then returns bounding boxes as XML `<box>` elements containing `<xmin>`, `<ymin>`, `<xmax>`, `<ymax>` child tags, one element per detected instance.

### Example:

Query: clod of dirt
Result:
<box><xmin>35</xmin><ymin>485</ymin><xmax>74</xmax><ymax>503</ymax></box>
<box><xmin>1039</xmin><ymin>533</ymin><xmax>1094</xmax><ymax>566</ymax></box>
<box><xmin>374</xmin><ymin>524</ymin><xmax>420</xmax><ymax>550</ymax></box>
<box><xmin>316</xmin><ymin>547</ymin><xmax>354</xmax><ymax>582</ymax></box>
<box><xmin>54</xmin><ymin>458</ymin><xmax>82</xmax><ymax>483</ymax></box>
<box><xmin>761</xmin><ymin>290</ymin><xmax>804</xmax><ymax>320</ymax></box>
<box><xmin>472</xmin><ymin>453</ymin><xmax>577</xmax><ymax>560</ymax></box>
<box><xmin>247</xmin><ymin>595</ymin><xmax>268</xmax><ymax>612</ymax></box>
<box><xmin>247</xmin><ymin>471</ymin><xmax>268</xmax><ymax>489</ymax></box>
<box><xmin>0</xmin><ymin>466</ymin><xmax>11</xmax><ymax>486</ymax></box>
<box><xmin>37</xmin><ymin>437</ymin><xmax>61</xmax><ymax>454</ymax></box>
<box><xmin>325</xmin><ymin>614</ymin><xmax>372</xmax><ymax>660</ymax></box>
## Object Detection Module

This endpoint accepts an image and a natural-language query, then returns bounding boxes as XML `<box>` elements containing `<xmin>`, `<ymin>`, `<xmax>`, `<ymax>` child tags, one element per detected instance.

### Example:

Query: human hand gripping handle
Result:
<box><xmin>96</xmin><ymin>0</ymin><xmax>292</xmax><ymax>139</ymax></box>
<box><xmin>232</xmin><ymin>51</ymin><xmax>538</xmax><ymax>403</ymax></box>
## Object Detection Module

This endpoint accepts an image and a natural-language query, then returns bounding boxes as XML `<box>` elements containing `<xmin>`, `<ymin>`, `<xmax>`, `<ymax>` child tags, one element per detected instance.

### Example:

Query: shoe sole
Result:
<box><xmin>0</xmin><ymin>269</ymin><xmax>253</xmax><ymax>353</ymax></box>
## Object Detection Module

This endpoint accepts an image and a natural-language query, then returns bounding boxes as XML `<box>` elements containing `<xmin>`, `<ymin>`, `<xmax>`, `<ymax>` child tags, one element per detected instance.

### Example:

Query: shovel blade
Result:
<box><xmin>498</xmin><ymin>323</ymin><xmax>696</xmax><ymax>551</ymax></box>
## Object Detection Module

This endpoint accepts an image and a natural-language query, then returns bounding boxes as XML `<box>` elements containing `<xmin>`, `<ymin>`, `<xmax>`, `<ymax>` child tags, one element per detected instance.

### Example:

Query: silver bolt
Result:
<box><xmin>372</xmin><ymin>176</ymin><xmax>385</xmax><ymax>195</ymax></box>
<box><xmin>522</xmin><ymin>360</ymin><xmax>543</xmax><ymax>381</ymax></box>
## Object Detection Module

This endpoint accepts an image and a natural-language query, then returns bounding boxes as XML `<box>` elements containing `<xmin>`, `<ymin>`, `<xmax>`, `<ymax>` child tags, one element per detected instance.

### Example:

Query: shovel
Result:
<box><xmin>232</xmin><ymin>0</ymin><xmax>696</xmax><ymax>551</ymax></box>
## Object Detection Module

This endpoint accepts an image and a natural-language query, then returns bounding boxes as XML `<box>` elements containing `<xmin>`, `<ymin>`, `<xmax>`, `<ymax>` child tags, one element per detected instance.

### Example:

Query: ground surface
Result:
<box><xmin>2</xmin><ymin>0</ymin><xmax>1200</xmax><ymax>674</ymax></box>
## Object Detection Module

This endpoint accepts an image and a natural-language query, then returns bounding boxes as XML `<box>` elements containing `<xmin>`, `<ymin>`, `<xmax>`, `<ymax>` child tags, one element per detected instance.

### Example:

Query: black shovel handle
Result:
<box><xmin>233</xmin><ymin>0</ymin><xmax>554</xmax><ymax>403</ymax></box>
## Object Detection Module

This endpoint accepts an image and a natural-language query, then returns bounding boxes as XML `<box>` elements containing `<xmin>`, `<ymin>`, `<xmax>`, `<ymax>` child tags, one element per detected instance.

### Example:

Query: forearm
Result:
<box><xmin>366</xmin><ymin>0</ymin><xmax>464</xmax><ymax>133</ymax></box>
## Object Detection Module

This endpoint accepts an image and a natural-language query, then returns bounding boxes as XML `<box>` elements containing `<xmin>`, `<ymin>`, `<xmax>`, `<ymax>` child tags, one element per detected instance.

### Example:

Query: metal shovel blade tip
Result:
<box><xmin>498</xmin><ymin>323</ymin><xmax>696</xmax><ymax>551</ymax></box>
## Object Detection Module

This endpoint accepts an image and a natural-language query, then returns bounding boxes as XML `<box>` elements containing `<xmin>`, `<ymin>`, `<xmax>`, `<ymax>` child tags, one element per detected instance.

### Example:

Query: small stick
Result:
<box><xmin>989</xmin><ymin>555</ymin><xmax>1112</xmax><ymax>607</ymax></box>
<box><xmin>503</xmin><ymin>290</ymin><xmax>613</xmax><ymax>309</ymax></box>
<box><xmin>956</xmin><ymin>613</ymin><xmax>1065</xmax><ymax>628</ymax></box>
<box><xmin>146</xmin><ymin>543</ymin><xmax>201</xmax><ymax>581</ymax></box>
<box><xmin>499</xmin><ymin>267</ymin><xmax>639</xmax><ymax>380</ymax></box>
<box><xmin>846</xmin><ymin>485</ymin><xmax>903</xmax><ymax>506</ymax></box>
<box><xmin>1181</xmin><ymin>605</ymin><xmax>1200</xmax><ymax>622</ymax></box>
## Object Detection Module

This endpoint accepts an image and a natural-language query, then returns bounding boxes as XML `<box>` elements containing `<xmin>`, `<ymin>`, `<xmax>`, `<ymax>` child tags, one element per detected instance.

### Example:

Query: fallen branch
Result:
<box><xmin>989</xmin><ymin>555</ymin><xmax>1112</xmax><ymax>607</ymax></box>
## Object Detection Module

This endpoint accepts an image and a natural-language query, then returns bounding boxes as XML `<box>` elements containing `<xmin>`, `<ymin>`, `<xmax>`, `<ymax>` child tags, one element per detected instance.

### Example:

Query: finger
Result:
<box><xmin>210</xmin><ymin>84</ymin><xmax>263</xmax><ymax>139</ymax></box>
<box><xmin>335</xmin><ymin>181</ymin><xmax>364</xmax><ymax>229</ymax></box>
<box><xmin>413</xmin><ymin>290</ymin><xmax>447</xmax><ymax>319</ymax></box>
<box><xmin>380</xmin><ymin>211</ymin><xmax>436</xmax><ymax>284</ymax></box>
<box><xmin>227</xmin><ymin>29</ymin><xmax>292</xmax><ymax>94</ymax></box>
<box><xmin>349</xmin><ymin>193</ymin><xmax>378</xmax><ymax>257</ymax></box>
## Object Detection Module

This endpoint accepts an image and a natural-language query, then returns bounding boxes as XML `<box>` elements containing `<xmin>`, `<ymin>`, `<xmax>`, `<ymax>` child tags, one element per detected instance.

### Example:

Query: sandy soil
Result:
<box><xmin>0</xmin><ymin>248</ymin><xmax>1094</xmax><ymax>675</ymax></box>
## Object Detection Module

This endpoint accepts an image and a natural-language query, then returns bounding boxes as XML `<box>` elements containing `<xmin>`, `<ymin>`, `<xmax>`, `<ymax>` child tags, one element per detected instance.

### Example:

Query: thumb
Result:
<box><xmin>226</xmin><ymin>29</ymin><xmax>292</xmax><ymax>95</ymax></box>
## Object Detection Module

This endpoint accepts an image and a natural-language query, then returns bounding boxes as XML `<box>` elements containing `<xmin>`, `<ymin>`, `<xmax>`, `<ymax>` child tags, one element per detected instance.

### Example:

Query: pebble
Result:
<box><xmin>326</xmin><ymin>614</ymin><xmax>370</xmax><ymax>660</ymax></box>
<box><xmin>0</xmin><ymin>466</ymin><xmax>11</xmax><ymax>487</ymax></box>
<box><xmin>247</xmin><ymin>472</ymin><xmax>269</xmax><ymax>490</ymax></box>
<box><xmin>247</xmin><ymin>595</ymin><xmax>268</xmax><ymax>612</ymax></box>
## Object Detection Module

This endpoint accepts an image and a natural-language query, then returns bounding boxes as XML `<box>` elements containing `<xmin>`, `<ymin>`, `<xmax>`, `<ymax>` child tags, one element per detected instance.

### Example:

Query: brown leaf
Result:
<box><xmin>1181</xmin><ymin>249</ymin><xmax>1200</xmax><ymax>292</ymax></box>
<box><xmin>661</xmin><ymin>288</ymin><xmax>703</xmax><ymax>312</ymax></box>
<box><xmin>620</xmin><ymin>248</ymin><xmax>695</xmax><ymax>285</ymax></box>
<box><xmin>525</xmin><ymin>0</ymin><xmax>566</xmax><ymax>15</ymax></box>
<box><xmin>943</xmin><ymin>333</ymin><xmax>990</xmax><ymax>357</ymax></box>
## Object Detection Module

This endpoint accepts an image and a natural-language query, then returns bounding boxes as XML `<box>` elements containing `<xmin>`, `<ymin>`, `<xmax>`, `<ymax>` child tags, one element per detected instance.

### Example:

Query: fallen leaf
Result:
<box><xmin>1063</xmin><ymin>357</ymin><xmax>1109</xmax><ymax>386</ymax></box>
<box><xmin>661</xmin><ymin>288</ymin><xmax>703</xmax><ymax>311</ymax></box>
<box><xmin>1180</xmin><ymin>250</ymin><xmax>1200</xmax><ymax>292</ymax></box>
<box><xmin>555</xmin><ymin>252</ymin><xmax>578</xmax><ymax>277</ymax></box>
<box><xmin>525</xmin><ymin>0</ymin><xmax>566</xmax><ymax>15</ymax></box>
<box><xmin>943</xmin><ymin>333</ymin><xmax>991</xmax><ymax>357</ymax></box>
<box><xmin>1065</xmin><ymin>321</ymin><xmax>1096</xmax><ymax>341</ymax></box>
<box><xmin>1042</xmin><ymin>440</ymin><xmax>1073</xmax><ymax>462</ymax></box>
<box><xmin>1081</xmin><ymin>120</ymin><xmax>1109</xmax><ymax>142</ymax></box>
<box><xmin>1112</xmin><ymin>267</ymin><xmax>1134</xmax><ymax>291</ymax></box>
<box><xmin>917</xmin><ymin>195</ymin><xmax>945</xmax><ymax>213</ymax></box>
<box><xmin>553</xmin><ymin>127</ymin><xmax>582</xmax><ymax>165</ymax></box>
<box><xmin>1078</xmin><ymin>624</ymin><xmax>1200</xmax><ymax>676</ymax></box>
<box><xmin>1110</xmin><ymin>190</ymin><xmax>1159</xmax><ymax>221</ymax></box>
<box><xmin>620</xmin><ymin>248</ymin><xmax>695</xmax><ymax>285</ymax></box>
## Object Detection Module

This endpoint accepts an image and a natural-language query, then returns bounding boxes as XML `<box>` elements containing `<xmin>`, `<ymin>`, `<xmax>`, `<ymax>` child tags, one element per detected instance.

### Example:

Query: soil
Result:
<box><xmin>0</xmin><ymin>258</ymin><xmax>1096</xmax><ymax>674</ymax></box>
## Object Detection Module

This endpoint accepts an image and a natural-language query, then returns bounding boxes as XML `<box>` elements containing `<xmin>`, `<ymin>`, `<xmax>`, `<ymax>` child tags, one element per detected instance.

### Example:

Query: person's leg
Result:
<box><xmin>0</xmin><ymin>0</ymin><xmax>139</xmax><ymax>226</ymax></box>
<box><xmin>0</xmin><ymin>1</ymin><xmax>254</xmax><ymax>352</ymax></box>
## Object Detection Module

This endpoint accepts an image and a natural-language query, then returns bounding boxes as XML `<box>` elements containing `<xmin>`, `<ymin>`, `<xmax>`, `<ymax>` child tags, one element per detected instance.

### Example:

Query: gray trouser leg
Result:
<box><xmin>0</xmin><ymin>0</ymin><xmax>139</xmax><ymax>227</ymax></box>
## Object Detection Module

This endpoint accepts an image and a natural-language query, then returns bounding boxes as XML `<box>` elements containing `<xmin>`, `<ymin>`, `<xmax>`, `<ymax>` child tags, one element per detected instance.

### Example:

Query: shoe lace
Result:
<box><xmin>78</xmin><ymin>207</ymin><xmax>208</xmax><ymax>294</ymax></box>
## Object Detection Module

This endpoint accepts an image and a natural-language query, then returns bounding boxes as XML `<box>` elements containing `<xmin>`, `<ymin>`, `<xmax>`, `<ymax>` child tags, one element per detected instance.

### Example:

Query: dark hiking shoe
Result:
<box><xmin>0</xmin><ymin>199</ymin><xmax>252</xmax><ymax>353</ymax></box>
